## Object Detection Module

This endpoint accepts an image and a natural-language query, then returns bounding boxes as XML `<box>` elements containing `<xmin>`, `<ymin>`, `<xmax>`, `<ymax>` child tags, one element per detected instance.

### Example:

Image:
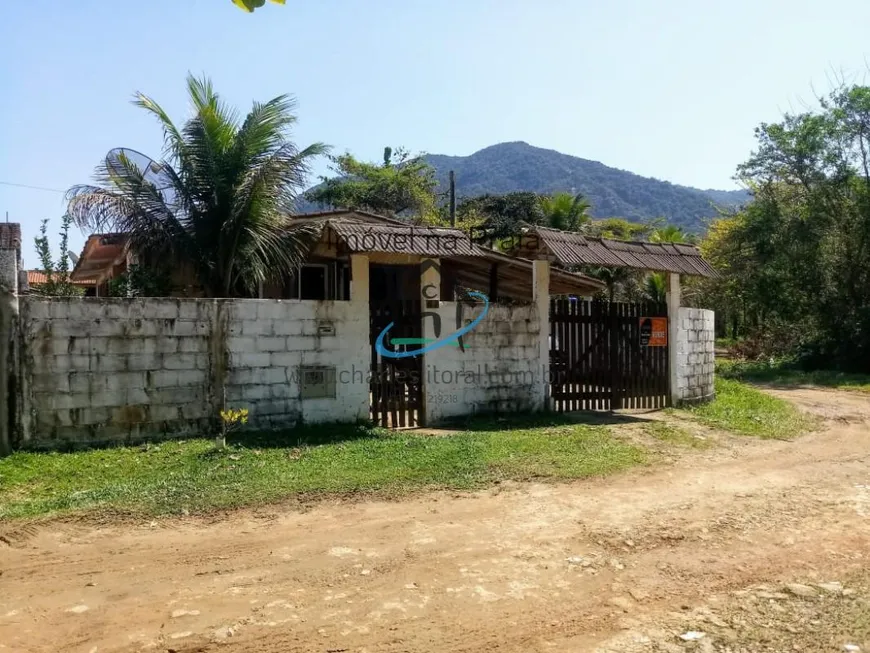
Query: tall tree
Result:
<box><xmin>701</xmin><ymin>83</ymin><xmax>870</xmax><ymax>368</ymax></box>
<box><xmin>457</xmin><ymin>191</ymin><xmax>545</xmax><ymax>246</ymax></box>
<box><xmin>587</xmin><ymin>217</ymin><xmax>651</xmax><ymax>241</ymax></box>
<box><xmin>305</xmin><ymin>147</ymin><xmax>439</xmax><ymax>222</ymax></box>
<box><xmin>643</xmin><ymin>273</ymin><xmax>667</xmax><ymax>304</ymax></box>
<box><xmin>66</xmin><ymin>75</ymin><xmax>327</xmax><ymax>297</ymax></box>
<box><xmin>539</xmin><ymin>192</ymin><xmax>592</xmax><ymax>232</ymax></box>
<box><xmin>650</xmin><ymin>224</ymin><xmax>688</xmax><ymax>244</ymax></box>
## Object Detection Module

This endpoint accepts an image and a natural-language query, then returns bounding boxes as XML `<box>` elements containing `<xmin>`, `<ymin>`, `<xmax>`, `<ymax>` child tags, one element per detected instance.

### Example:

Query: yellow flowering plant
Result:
<box><xmin>220</xmin><ymin>408</ymin><xmax>249</xmax><ymax>427</ymax></box>
<box><xmin>216</xmin><ymin>407</ymin><xmax>249</xmax><ymax>448</ymax></box>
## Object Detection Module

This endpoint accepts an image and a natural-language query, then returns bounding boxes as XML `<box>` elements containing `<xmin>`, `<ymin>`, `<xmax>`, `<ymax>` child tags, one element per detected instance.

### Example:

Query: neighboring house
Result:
<box><xmin>70</xmin><ymin>210</ymin><xmax>605</xmax><ymax>301</ymax></box>
<box><xmin>24</xmin><ymin>271</ymin><xmax>98</xmax><ymax>295</ymax></box>
<box><xmin>68</xmin><ymin>233</ymin><xmax>132</xmax><ymax>297</ymax></box>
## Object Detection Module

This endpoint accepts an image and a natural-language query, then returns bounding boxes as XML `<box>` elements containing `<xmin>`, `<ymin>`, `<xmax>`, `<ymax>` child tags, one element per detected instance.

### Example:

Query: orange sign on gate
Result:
<box><xmin>639</xmin><ymin>317</ymin><xmax>667</xmax><ymax>347</ymax></box>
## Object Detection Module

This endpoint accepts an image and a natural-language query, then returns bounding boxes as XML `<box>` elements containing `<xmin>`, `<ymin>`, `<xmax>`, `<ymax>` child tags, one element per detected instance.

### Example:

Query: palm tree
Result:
<box><xmin>650</xmin><ymin>225</ymin><xmax>687</xmax><ymax>244</ymax></box>
<box><xmin>539</xmin><ymin>192</ymin><xmax>592</xmax><ymax>232</ymax></box>
<box><xmin>586</xmin><ymin>267</ymin><xmax>635</xmax><ymax>303</ymax></box>
<box><xmin>643</xmin><ymin>225</ymin><xmax>687</xmax><ymax>303</ymax></box>
<box><xmin>644</xmin><ymin>273</ymin><xmax>667</xmax><ymax>303</ymax></box>
<box><xmin>66</xmin><ymin>75</ymin><xmax>327</xmax><ymax>297</ymax></box>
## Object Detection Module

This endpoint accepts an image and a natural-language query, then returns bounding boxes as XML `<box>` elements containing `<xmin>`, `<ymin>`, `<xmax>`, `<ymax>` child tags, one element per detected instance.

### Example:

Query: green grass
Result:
<box><xmin>643</xmin><ymin>421</ymin><xmax>711</xmax><ymax>448</ymax></box>
<box><xmin>682</xmin><ymin>377</ymin><xmax>815</xmax><ymax>439</ymax></box>
<box><xmin>0</xmin><ymin>418</ymin><xmax>646</xmax><ymax>520</ymax></box>
<box><xmin>715</xmin><ymin>336</ymin><xmax>738</xmax><ymax>350</ymax></box>
<box><xmin>717</xmin><ymin>358</ymin><xmax>870</xmax><ymax>393</ymax></box>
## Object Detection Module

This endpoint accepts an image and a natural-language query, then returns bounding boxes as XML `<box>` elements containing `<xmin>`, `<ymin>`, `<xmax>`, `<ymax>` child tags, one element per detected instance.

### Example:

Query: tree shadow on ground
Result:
<box><xmin>224</xmin><ymin>410</ymin><xmax>658</xmax><ymax>448</ymax></box>
<box><xmin>227</xmin><ymin>421</ymin><xmax>382</xmax><ymax>449</ymax></box>
<box><xmin>438</xmin><ymin>410</ymin><xmax>655</xmax><ymax>433</ymax></box>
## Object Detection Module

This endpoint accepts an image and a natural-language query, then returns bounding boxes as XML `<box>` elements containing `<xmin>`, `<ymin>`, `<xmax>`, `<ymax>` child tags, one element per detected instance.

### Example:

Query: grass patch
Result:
<box><xmin>0</xmin><ymin>420</ymin><xmax>645</xmax><ymax>520</ymax></box>
<box><xmin>643</xmin><ymin>421</ymin><xmax>711</xmax><ymax>448</ymax></box>
<box><xmin>715</xmin><ymin>336</ymin><xmax>738</xmax><ymax>350</ymax></box>
<box><xmin>717</xmin><ymin>358</ymin><xmax>870</xmax><ymax>393</ymax></box>
<box><xmin>682</xmin><ymin>378</ymin><xmax>815</xmax><ymax>440</ymax></box>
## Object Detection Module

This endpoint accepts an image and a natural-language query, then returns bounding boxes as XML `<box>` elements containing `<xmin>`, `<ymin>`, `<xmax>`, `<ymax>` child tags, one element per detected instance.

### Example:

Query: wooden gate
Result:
<box><xmin>370</xmin><ymin>300</ymin><xmax>424</xmax><ymax>427</ymax></box>
<box><xmin>549</xmin><ymin>299</ymin><xmax>669</xmax><ymax>411</ymax></box>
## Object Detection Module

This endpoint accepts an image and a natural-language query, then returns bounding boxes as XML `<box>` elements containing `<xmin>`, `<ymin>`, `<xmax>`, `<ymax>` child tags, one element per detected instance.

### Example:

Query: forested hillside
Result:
<box><xmin>424</xmin><ymin>142</ymin><xmax>749</xmax><ymax>232</ymax></box>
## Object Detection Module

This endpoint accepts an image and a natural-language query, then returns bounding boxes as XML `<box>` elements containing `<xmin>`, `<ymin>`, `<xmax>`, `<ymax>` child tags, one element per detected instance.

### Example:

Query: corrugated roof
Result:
<box><xmin>525</xmin><ymin>226</ymin><xmax>717</xmax><ymax>277</ymax></box>
<box><xmin>324</xmin><ymin>220</ymin><xmax>488</xmax><ymax>257</ymax></box>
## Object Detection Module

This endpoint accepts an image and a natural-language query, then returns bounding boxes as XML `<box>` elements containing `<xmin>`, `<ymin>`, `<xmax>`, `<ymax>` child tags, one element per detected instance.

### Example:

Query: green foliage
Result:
<box><xmin>30</xmin><ymin>215</ymin><xmax>84</xmax><ymax>297</ymax></box>
<box><xmin>643</xmin><ymin>272</ymin><xmax>667</xmax><ymax>303</ymax></box>
<box><xmin>0</xmin><ymin>420</ymin><xmax>644</xmax><ymax>519</ymax></box>
<box><xmin>457</xmin><ymin>191</ymin><xmax>543</xmax><ymax>245</ymax></box>
<box><xmin>305</xmin><ymin>147</ymin><xmax>439</xmax><ymax>222</ymax></box>
<box><xmin>699</xmin><ymin>83</ymin><xmax>870</xmax><ymax>370</ymax></box>
<box><xmin>106</xmin><ymin>264</ymin><xmax>172</xmax><ymax>297</ymax></box>
<box><xmin>424</xmin><ymin>142</ymin><xmax>745</xmax><ymax>233</ymax></box>
<box><xmin>232</xmin><ymin>0</ymin><xmax>284</xmax><ymax>12</ymax></box>
<box><xmin>588</xmin><ymin>217</ymin><xmax>652</xmax><ymax>240</ymax></box>
<box><xmin>643</xmin><ymin>421</ymin><xmax>710</xmax><ymax>448</ymax></box>
<box><xmin>682</xmin><ymin>378</ymin><xmax>816</xmax><ymax>439</ymax></box>
<box><xmin>649</xmin><ymin>224</ymin><xmax>688</xmax><ymax>244</ymax></box>
<box><xmin>716</xmin><ymin>358</ymin><xmax>870</xmax><ymax>393</ymax></box>
<box><xmin>66</xmin><ymin>75</ymin><xmax>327</xmax><ymax>297</ymax></box>
<box><xmin>539</xmin><ymin>192</ymin><xmax>591</xmax><ymax>231</ymax></box>
<box><xmin>455</xmin><ymin>190</ymin><xmax>592</xmax><ymax>248</ymax></box>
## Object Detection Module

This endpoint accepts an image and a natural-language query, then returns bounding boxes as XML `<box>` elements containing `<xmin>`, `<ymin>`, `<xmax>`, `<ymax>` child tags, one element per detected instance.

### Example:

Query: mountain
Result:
<box><xmin>425</xmin><ymin>142</ymin><xmax>749</xmax><ymax>232</ymax></box>
<box><xmin>300</xmin><ymin>141</ymin><xmax>751</xmax><ymax>232</ymax></box>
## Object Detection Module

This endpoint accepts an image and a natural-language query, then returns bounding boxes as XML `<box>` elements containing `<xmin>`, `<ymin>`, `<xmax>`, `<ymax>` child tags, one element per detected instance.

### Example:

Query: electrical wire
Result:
<box><xmin>0</xmin><ymin>181</ymin><xmax>66</xmax><ymax>194</ymax></box>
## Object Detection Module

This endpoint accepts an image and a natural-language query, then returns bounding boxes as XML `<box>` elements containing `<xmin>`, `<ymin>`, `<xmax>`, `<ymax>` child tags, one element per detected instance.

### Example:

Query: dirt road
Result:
<box><xmin>2</xmin><ymin>386</ymin><xmax>870</xmax><ymax>653</ymax></box>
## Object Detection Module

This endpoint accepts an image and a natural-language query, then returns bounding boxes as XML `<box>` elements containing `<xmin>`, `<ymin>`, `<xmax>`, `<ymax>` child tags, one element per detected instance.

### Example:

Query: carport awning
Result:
<box><xmin>514</xmin><ymin>226</ymin><xmax>717</xmax><ymax>277</ymax></box>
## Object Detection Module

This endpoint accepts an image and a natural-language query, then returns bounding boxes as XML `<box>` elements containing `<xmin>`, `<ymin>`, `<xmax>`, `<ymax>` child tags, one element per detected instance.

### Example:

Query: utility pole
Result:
<box><xmin>449</xmin><ymin>170</ymin><xmax>456</xmax><ymax>227</ymax></box>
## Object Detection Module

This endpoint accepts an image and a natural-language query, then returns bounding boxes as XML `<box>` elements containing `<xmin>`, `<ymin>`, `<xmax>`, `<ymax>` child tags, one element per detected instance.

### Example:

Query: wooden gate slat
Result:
<box><xmin>644</xmin><ymin>303</ymin><xmax>651</xmax><ymax>409</ymax></box>
<box><xmin>629</xmin><ymin>302</ymin><xmax>636</xmax><ymax>409</ymax></box>
<box><xmin>635</xmin><ymin>303</ymin><xmax>643</xmax><ymax>410</ymax></box>
<box><xmin>631</xmin><ymin>302</ymin><xmax>637</xmax><ymax>410</ymax></box>
<box><xmin>578</xmin><ymin>301</ymin><xmax>590</xmax><ymax>410</ymax></box>
<box><xmin>568</xmin><ymin>299</ymin><xmax>576</xmax><ymax>412</ymax></box>
<box><xmin>548</xmin><ymin>298</ymin><xmax>669</xmax><ymax>414</ymax></box>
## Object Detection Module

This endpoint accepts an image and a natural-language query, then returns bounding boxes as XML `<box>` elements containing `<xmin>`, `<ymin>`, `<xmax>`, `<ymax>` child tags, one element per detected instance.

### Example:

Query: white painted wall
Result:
<box><xmin>17</xmin><ymin>274</ymin><xmax>711</xmax><ymax>449</ymax></box>
<box><xmin>21</xmin><ymin>297</ymin><xmax>369</xmax><ymax>448</ymax></box>
<box><xmin>675</xmin><ymin>307</ymin><xmax>715</xmax><ymax>403</ymax></box>
<box><xmin>223</xmin><ymin>299</ymin><xmax>369</xmax><ymax>427</ymax></box>
<box><xmin>424</xmin><ymin>302</ymin><xmax>545</xmax><ymax>422</ymax></box>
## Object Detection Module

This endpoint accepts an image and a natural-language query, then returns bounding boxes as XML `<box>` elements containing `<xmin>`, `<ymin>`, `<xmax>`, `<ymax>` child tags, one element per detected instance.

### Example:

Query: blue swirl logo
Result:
<box><xmin>375</xmin><ymin>291</ymin><xmax>490</xmax><ymax>359</ymax></box>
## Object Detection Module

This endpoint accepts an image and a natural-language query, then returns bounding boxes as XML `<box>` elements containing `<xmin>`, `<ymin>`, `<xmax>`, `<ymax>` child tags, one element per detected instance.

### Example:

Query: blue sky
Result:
<box><xmin>2</xmin><ymin>0</ymin><xmax>869</xmax><ymax>266</ymax></box>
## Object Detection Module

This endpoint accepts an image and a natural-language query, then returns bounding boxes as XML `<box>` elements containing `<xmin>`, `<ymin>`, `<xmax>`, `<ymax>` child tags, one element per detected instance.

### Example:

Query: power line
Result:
<box><xmin>0</xmin><ymin>181</ymin><xmax>66</xmax><ymax>194</ymax></box>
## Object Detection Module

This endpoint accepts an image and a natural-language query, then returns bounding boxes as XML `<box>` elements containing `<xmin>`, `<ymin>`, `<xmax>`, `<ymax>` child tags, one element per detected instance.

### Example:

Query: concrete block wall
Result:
<box><xmin>675</xmin><ymin>307</ymin><xmax>715</xmax><ymax>404</ymax></box>
<box><xmin>223</xmin><ymin>299</ymin><xmax>368</xmax><ymax>429</ymax></box>
<box><xmin>21</xmin><ymin>298</ymin><xmax>214</xmax><ymax>448</ymax></box>
<box><xmin>424</xmin><ymin>302</ymin><xmax>544</xmax><ymax>422</ymax></box>
<box><xmin>20</xmin><ymin>297</ymin><xmax>368</xmax><ymax>448</ymax></box>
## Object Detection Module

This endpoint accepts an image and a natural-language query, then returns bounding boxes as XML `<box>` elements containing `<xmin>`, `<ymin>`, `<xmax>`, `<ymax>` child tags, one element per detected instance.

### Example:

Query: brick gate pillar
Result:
<box><xmin>667</xmin><ymin>272</ymin><xmax>681</xmax><ymax>407</ymax></box>
<box><xmin>0</xmin><ymin>224</ymin><xmax>22</xmax><ymax>455</ymax></box>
